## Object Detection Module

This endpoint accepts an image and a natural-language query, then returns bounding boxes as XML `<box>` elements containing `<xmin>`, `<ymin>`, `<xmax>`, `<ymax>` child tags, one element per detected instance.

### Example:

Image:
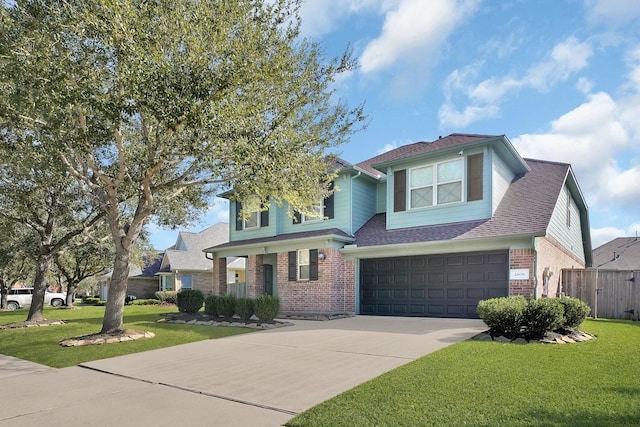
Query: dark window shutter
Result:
<box><xmin>310</xmin><ymin>249</ymin><xmax>319</xmax><ymax>281</ymax></box>
<box><xmin>467</xmin><ymin>154</ymin><xmax>483</xmax><ymax>202</ymax></box>
<box><xmin>293</xmin><ymin>211</ymin><xmax>302</xmax><ymax>224</ymax></box>
<box><xmin>235</xmin><ymin>201</ymin><xmax>243</xmax><ymax>231</ymax></box>
<box><xmin>260</xmin><ymin>203</ymin><xmax>269</xmax><ymax>227</ymax></box>
<box><xmin>394</xmin><ymin>169</ymin><xmax>406</xmax><ymax>212</ymax></box>
<box><xmin>288</xmin><ymin>251</ymin><xmax>297</xmax><ymax>281</ymax></box>
<box><xmin>324</xmin><ymin>182</ymin><xmax>334</xmax><ymax>219</ymax></box>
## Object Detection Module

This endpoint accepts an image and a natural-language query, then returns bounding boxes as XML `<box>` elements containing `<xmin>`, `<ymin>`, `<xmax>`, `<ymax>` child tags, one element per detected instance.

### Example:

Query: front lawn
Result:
<box><xmin>0</xmin><ymin>305</ymin><xmax>255</xmax><ymax>368</ymax></box>
<box><xmin>288</xmin><ymin>319</ymin><xmax>640</xmax><ymax>427</ymax></box>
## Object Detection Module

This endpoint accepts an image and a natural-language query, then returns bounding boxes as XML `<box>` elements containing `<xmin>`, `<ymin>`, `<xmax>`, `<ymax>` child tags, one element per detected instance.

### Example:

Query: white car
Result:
<box><xmin>6</xmin><ymin>288</ymin><xmax>66</xmax><ymax>310</ymax></box>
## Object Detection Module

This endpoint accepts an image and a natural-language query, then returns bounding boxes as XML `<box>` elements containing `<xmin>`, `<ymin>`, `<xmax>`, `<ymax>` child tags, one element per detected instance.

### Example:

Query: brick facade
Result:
<box><xmin>276</xmin><ymin>247</ymin><xmax>355</xmax><ymax>314</ymax></box>
<box><xmin>246</xmin><ymin>254</ymin><xmax>265</xmax><ymax>297</ymax></box>
<box><xmin>534</xmin><ymin>235</ymin><xmax>585</xmax><ymax>297</ymax></box>
<box><xmin>508</xmin><ymin>237</ymin><xmax>586</xmax><ymax>299</ymax></box>
<box><xmin>212</xmin><ymin>257</ymin><xmax>228</xmax><ymax>295</ymax></box>
<box><xmin>508</xmin><ymin>248</ymin><xmax>536</xmax><ymax>297</ymax></box>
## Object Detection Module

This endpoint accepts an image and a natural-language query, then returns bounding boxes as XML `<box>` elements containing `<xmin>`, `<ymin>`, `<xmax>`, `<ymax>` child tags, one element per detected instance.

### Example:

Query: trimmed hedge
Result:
<box><xmin>236</xmin><ymin>298</ymin><xmax>255</xmax><ymax>322</ymax></box>
<box><xmin>217</xmin><ymin>294</ymin><xmax>237</xmax><ymax>320</ymax></box>
<box><xmin>559</xmin><ymin>296</ymin><xmax>590</xmax><ymax>330</ymax></box>
<box><xmin>204</xmin><ymin>295</ymin><xmax>220</xmax><ymax>317</ymax></box>
<box><xmin>523</xmin><ymin>298</ymin><xmax>565</xmax><ymax>338</ymax></box>
<box><xmin>155</xmin><ymin>290</ymin><xmax>178</xmax><ymax>305</ymax></box>
<box><xmin>176</xmin><ymin>289</ymin><xmax>204</xmax><ymax>314</ymax></box>
<box><xmin>478</xmin><ymin>296</ymin><xmax>591</xmax><ymax>338</ymax></box>
<box><xmin>254</xmin><ymin>295</ymin><xmax>280</xmax><ymax>322</ymax></box>
<box><xmin>476</xmin><ymin>295</ymin><xmax>527</xmax><ymax>336</ymax></box>
<box><xmin>131</xmin><ymin>298</ymin><xmax>161</xmax><ymax>305</ymax></box>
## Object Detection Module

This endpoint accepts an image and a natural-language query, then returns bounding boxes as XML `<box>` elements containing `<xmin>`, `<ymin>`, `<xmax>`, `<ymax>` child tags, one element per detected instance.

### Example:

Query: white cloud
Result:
<box><xmin>512</xmin><ymin>82</ymin><xmax>640</xmax><ymax>244</ymax></box>
<box><xmin>359</xmin><ymin>0</ymin><xmax>479</xmax><ymax>73</ymax></box>
<box><xmin>591</xmin><ymin>223</ymin><xmax>640</xmax><ymax>249</ymax></box>
<box><xmin>576</xmin><ymin>77</ymin><xmax>593</xmax><ymax>94</ymax></box>
<box><xmin>585</xmin><ymin>0</ymin><xmax>640</xmax><ymax>27</ymax></box>
<box><xmin>439</xmin><ymin>36</ymin><xmax>593</xmax><ymax>128</ymax></box>
<box><xmin>525</xmin><ymin>37</ymin><xmax>593</xmax><ymax>90</ymax></box>
<box><xmin>590</xmin><ymin>226</ymin><xmax>626</xmax><ymax>249</ymax></box>
<box><xmin>438</xmin><ymin>103</ymin><xmax>500</xmax><ymax>128</ymax></box>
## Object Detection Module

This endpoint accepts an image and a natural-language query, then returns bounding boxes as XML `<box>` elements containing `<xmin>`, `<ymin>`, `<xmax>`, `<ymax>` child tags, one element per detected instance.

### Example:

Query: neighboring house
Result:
<box><xmin>592</xmin><ymin>237</ymin><xmax>640</xmax><ymax>269</ymax></box>
<box><xmin>205</xmin><ymin>133</ymin><xmax>592</xmax><ymax>318</ymax></box>
<box><xmin>100</xmin><ymin>253</ymin><xmax>163</xmax><ymax>300</ymax></box>
<box><xmin>157</xmin><ymin>223</ymin><xmax>245</xmax><ymax>294</ymax></box>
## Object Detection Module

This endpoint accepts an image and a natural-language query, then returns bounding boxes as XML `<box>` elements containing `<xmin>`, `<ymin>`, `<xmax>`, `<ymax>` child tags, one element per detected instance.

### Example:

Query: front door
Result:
<box><xmin>263</xmin><ymin>264</ymin><xmax>273</xmax><ymax>295</ymax></box>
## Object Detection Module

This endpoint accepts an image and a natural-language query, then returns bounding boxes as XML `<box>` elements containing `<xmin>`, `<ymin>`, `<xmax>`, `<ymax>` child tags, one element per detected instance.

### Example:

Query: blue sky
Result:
<box><xmin>148</xmin><ymin>0</ymin><xmax>640</xmax><ymax>251</ymax></box>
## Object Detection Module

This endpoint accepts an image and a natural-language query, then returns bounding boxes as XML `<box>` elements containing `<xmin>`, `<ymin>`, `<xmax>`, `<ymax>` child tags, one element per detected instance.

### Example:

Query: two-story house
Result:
<box><xmin>205</xmin><ymin>133</ymin><xmax>592</xmax><ymax>318</ymax></box>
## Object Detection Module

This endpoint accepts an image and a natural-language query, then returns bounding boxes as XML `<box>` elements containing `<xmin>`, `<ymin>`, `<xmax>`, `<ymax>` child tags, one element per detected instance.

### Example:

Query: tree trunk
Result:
<box><xmin>100</xmin><ymin>247</ymin><xmax>131</xmax><ymax>333</ymax></box>
<box><xmin>65</xmin><ymin>284</ymin><xmax>76</xmax><ymax>306</ymax></box>
<box><xmin>0</xmin><ymin>282</ymin><xmax>7</xmax><ymax>309</ymax></box>
<box><xmin>27</xmin><ymin>254</ymin><xmax>53</xmax><ymax>321</ymax></box>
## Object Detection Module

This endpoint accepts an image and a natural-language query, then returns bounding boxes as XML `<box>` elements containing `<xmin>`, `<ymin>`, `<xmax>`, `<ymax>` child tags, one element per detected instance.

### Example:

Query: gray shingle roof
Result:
<box><xmin>161</xmin><ymin>223</ymin><xmax>229</xmax><ymax>271</ymax></box>
<box><xmin>355</xmin><ymin>133</ymin><xmax>498</xmax><ymax>176</ymax></box>
<box><xmin>354</xmin><ymin>159</ymin><xmax>570</xmax><ymax>246</ymax></box>
<box><xmin>592</xmin><ymin>237</ymin><xmax>640</xmax><ymax>269</ymax></box>
<box><xmin>208</xmin><ymin>228</ymin><xmax>354</xmax><ymax>251</ymax></box>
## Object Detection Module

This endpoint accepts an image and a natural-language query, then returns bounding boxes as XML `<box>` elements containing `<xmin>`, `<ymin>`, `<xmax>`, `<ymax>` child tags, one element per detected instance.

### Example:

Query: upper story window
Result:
<box><xmin>409</xmin><ymin>159</ymin><xmax>462</xmax><ymax>209</ymax></box>
<box><xmin>235</xmin><ymin>199</ymin><xmax>269</xmax><ymax>231</ymax></box>
<box><xmin>292</xmin><ymin>182</ymin><xmax>335</xmax><ymax>224</ymax></box>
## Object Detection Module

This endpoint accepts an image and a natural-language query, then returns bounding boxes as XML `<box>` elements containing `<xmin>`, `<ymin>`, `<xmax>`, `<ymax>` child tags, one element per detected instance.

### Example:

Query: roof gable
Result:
<box><xmin>161</xmin><ymin>223</ymin><xmax>230</xmax><ymax>271</ymax></box>
<box><xmin>353</xmin><ymin>159</ymin><xmax>578</xmax><ymax>245</ymax></box>
<box><xmin>355</xmin><ymin>133</ymin><xmax>531</xmax><ymax>179</ymax></box>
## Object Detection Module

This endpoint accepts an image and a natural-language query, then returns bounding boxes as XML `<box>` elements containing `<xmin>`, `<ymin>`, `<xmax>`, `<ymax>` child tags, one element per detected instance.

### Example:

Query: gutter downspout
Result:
<box><xmin>532</xmin><ymin>236</ymin><xmax>538</xmax><ymax>300</ymax></box>
<box><xmin>349</xmin><ymin>171</ymin><xmax>362</xmax><ymax>313</ymax></box>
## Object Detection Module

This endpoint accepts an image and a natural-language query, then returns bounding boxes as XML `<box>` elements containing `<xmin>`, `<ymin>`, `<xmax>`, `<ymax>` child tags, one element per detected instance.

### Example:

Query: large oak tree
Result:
<box><xmin>1</xmin><ymin>0</ymin><xmax>365</xmax><ymax>333</ymax></box>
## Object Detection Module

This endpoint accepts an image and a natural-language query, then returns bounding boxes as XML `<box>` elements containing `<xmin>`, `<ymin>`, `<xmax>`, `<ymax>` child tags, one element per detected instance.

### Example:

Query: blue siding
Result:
<box><xmin>229</xmin><ymin>201</ymin><xmax>277</xmax><ymax>241</ymax></box>
<box><xmin>280</xmin><ymin>174</ymin><xmax>350</xmax><ymax>235</ymax></box>
<box><xmin>386</xmin><ymin>150</ymin><xmax>492</xmax><ymax>230</ymax></box>
<box><xmin>491</xmin><ymin>148</ymin><xmax>515</xmax><ymax>214</ymax></box>
<box><xmin>376</xmin><ymin>182</ymin><xmax>386</xmax><ymax>213</ymax></box>
<box><xmin>352</xmin><ymin>177</ymin><xmax>377</xmax><ymax>233</ymax></box>
<box><xmin>547</xmin><ymin>185</ymin><xmax>585</xmax><ymax>262</ymax></box>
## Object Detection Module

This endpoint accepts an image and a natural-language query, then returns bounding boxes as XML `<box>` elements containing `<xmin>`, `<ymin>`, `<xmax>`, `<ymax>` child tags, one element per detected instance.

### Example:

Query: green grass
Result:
<box><xmin>0</xmin><ymin>305</ymin><xmax>255</xmax><ymax>368</ymax></box>
<box><xmin>288</xmin><ymin>319</ymin><xmax>640</xmax><ymax>427</ymax></box>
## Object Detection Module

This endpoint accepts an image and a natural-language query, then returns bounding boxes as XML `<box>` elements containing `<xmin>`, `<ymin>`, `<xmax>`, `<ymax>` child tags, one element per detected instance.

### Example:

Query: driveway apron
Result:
<box><xmin>0</xmin><ymin>316</ymin><xmax>484</xmax><ymax>426</ymax></box>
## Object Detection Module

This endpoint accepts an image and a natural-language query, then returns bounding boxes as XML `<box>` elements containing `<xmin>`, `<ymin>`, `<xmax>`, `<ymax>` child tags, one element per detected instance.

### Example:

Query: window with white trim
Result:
<box><xmin>181</xmin><ymin>275</ymin><xmax>193</xmax><ymax>290</ymax></box>
<box><xmin>409</xmin><ymin>159</ymin><xmax>463</xmax><ymax>208</ymax></box>
<box><xmin>298</xmin><ymin>249</ymin><xmax>310</xmax><ymax>280</ymax></box>
<box><xmin>243</xmin><ymin>197</ymin><xmax>261</xmax><ymax>229</ymax></box>
<box><xmin>302</xmin><ymin>203</ymin><xmax>324</xmax><ymax>223</ymax></box>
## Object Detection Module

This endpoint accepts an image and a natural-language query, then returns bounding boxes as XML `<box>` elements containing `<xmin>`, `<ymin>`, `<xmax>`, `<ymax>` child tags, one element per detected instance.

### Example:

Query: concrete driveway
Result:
<box><xmin>0</xmin><ymin>316</ymin><xmax>484</xmax><ymax>427</ymax></box>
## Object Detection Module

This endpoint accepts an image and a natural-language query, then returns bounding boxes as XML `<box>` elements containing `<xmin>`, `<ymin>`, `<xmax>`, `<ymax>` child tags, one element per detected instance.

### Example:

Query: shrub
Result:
<box><xmin>155</xmin><ymin>290</ymin><xmax>178</xmax><ymax>305</ymax></box>
<box><xmin>254</xmin><ymin>295</ymin><xmax>280</xmax><ymax>322</ymax></box>
<box><xmin>131</xmin><ymin>298</ymin><xmax>160</xmax><ymax>306</ymax></box>
<box><xmin>176</xmin><ymin>289</ymin><xmax>204</xmax><ymax>314</ymax></box>
<box><xmin>559</xmin><ymin>297</ymin><xmax>590</xmax><ymax>330</ymax></box>
<box><xmin>523</xmin><ymin>298</ymin><xmax>565</xmax><ymax>338</ymax></box>
<box><xmin>477</xmin><ymin>295</ymin><xmax>527</xmax><ymax>336</ymax></box>
<box><xmin>204</xmin><ymin>295</ymin><xmax>220</xmax><ymax>317</ymax></box>
<box><xmin>83</xmin><ymin>297</ymin><xmax>101</xmax><ymax>305</ymax></box>
<box><xmin>236</xmin><ymin>298</ymin><xmax>255</xmax><ymax>322</ymax></box>
<box><xmin>217</xmin><ymin>294</ymin><xmax>237</xmax><ymax>320</ymax></box>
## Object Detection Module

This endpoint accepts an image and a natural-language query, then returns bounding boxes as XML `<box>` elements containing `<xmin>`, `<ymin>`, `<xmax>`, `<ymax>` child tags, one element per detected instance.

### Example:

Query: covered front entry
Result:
<box><xmin>360</xmin><ymin>250</ymin><xmax>509</xmax><ymax>318</ymax></box>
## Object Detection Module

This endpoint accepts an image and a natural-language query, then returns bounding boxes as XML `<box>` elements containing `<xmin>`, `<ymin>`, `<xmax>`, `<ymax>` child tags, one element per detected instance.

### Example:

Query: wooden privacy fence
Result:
<box><xmin>227</xmin><ymin>282</ymin><xmax>248</xmax><ymax>298</ymax></box>
<box><xmin>562</xmin><ymin>269</ymin><xmax>640</xmax><ymax>319</ymax></box>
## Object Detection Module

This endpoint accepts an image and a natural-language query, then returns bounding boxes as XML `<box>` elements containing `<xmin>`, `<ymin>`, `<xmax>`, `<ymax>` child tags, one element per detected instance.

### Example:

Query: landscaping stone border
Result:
<box><xmin>59</xmin><ymin>330</ymin><xmax>155</xmax><ymax>347</ymax></box>
<box><xmin>0</xmin><ymin>319</ymin><xmax>67</xmax><ymax>329</ymax></box>
<box><xmin>472</xmin><ymin>329</ymin><xmax>596</xmax><ymax>344</ymax></box>
<box><xmin>159</xmin><ymin>312</ymin><xmax>294</xmax><ymax>329</ymax></box>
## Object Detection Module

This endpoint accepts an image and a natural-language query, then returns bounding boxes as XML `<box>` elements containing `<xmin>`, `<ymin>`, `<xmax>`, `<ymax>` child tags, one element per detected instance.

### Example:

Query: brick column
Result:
<box><xmin>247</xmin><ymin>254</ymin><xmax>264</xmax><ymax>298</ymax></box>
<box><xmin>212</xmin><ymin>257</ymin><xmax>228</xmax><ymax>295</ymax></box>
